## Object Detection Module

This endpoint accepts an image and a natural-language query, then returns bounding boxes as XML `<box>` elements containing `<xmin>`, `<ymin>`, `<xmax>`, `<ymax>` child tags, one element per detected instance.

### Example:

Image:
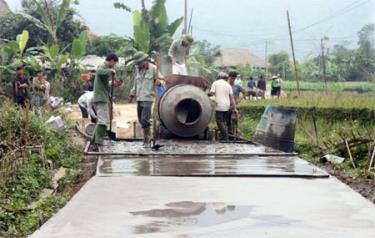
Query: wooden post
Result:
<box><xmin>286</xmin><ymin>11</ymin><xmax>301</xmax><ymax>96</ymax></box>
<box><xmin>321</xmin><ymin>38</ymin><xmax>327</xmax><ymax>89</ymax></box>
<box><xmin>24</xmin><ymin>99</ymin><xmax>30</xmax><ymax>146</ymax></box>
<box><xmin>345</xmin><ymin>139</ymin><xmax>357</xmax><ymax>169</ymax></box>
<box><xmin>369</xmin><ymin>144</ymin><xmax>375</xmax><ymax>171</ymax></box>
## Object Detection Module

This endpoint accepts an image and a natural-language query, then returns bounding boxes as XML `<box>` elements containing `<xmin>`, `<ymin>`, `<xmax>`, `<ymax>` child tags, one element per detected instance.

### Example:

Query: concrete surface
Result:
<box><xmin>97</xmin><ymin>155</ymin><xmax>328</xmax><ymax>177</ymax></box>
<box><xmin>31</xmin><ymin>176</ymin><xmax>375</xmax><ymax>238</ymax></box>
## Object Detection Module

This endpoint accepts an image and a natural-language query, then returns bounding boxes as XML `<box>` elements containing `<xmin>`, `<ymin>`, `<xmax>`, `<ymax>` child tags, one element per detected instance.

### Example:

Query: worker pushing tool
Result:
<box><xmin>168</xmin><ymin>35</ymin><xmax>194</xmax><ymax>75</ymax></box>
<box><xmin>92</xmin><ymin>54</ymin><xmax>123</xmax><ymax>145</ymax></box>
<box><xmin>128</xmin><ymin>52</ymin><xmax>163</xmax><ymax>148</ymax></box>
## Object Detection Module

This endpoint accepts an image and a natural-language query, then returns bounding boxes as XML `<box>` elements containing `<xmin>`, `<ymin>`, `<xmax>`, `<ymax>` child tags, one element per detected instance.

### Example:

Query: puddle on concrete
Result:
<box><xmin>130</xmin><ymin>202</ymin><xmax>252</xmax><ymax>234</ymax></box>
<box><xmin>129</xmin><ymin>201</ymin><xmax>296</xmax><ymax>235</ymax></box>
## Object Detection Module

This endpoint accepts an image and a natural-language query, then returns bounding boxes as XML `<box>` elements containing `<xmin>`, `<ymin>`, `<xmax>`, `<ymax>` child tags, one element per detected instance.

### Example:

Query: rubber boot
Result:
<box><xmin>93</xmin><ymin>124</ymin><xmax>107</xmax><ymax>145</ymax></box>
<box><xmin>143</xmin><ymin>127</ymin><xmax>151</xmax><ymax>148</ymax></box>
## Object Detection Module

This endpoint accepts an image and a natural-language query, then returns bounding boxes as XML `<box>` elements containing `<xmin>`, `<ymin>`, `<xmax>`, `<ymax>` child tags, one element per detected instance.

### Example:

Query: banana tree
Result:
<box><xmin>23</xmin><ymin>0</ymin><xmax>77</xmax><ymax>44</ymax></box>
<box><xmin>114</xmin><ymin>0</ymin><xmax>184</xmax><ymax>54</ymax></box>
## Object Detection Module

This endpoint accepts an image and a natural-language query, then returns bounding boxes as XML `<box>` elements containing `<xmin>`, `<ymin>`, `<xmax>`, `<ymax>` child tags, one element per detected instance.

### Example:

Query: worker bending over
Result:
<box><xmin>78</xmin><ymin>91</ymin><xmax>97</xmax><ymax>128</ymax></box>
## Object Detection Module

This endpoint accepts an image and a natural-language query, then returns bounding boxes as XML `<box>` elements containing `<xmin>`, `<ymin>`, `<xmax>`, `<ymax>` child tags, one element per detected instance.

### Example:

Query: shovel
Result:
<box><xmin>107</xmin><ymin>72</ymin><xmax>117</xmax><ymax>140</ymax></box>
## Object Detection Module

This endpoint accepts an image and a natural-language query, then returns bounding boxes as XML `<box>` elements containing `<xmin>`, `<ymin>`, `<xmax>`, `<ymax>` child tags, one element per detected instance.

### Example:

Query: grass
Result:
<box><xmin>0</xmin><ymin>102</ymin><xmax>84</xmax><ymax>237</ymax></box>
<box><xmin>241</xmin><ymin>91</ymin><xmax>375</xmax><ymax>110</ymax></box>
<box><xmin>281</xmin><ymin>81</ymin><xmax>375</xmax><ymax>93</ymax></box>
<box><xmin>238</xmin><ymin>93</ymin><xmax>375</xmax><ymax>179</ymax></box>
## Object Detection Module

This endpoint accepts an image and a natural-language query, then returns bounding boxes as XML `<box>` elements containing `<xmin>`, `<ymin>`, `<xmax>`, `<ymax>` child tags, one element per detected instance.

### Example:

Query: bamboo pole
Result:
<box><xmin>345</xmin><ymin>139</ymin><xmax>357</xmax><ymax>169</ymax></box>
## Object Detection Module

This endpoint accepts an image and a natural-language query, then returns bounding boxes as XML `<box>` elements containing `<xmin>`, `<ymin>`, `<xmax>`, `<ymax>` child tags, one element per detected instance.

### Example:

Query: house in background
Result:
<box><xmin>212</xmin><ymin>48</ymin><xmax>268</xmax><ymax>69</ymax></box>
<box><xmin>0</xmin><ymin>0</ymin><xmax>10</xmax><ymax>15</ymax></box>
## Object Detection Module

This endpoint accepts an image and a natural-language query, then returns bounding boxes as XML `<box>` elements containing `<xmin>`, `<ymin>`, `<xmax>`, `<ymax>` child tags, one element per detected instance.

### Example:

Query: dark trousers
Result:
<box><xmin>216</xmin><ymin>111</ymin><xmax>230</xmax><ymax>140</ymax></box>
<box><xmin>79</xmin><ymin>105</ymin><xmax>97</xmax><ymax>123</ymax></box>
<box><xmin>15</xmin><ymin>96</ymin><xmax>26</xmax><ymax>108</ymax></box>
<box><xmin>137</xmin><ymin>101</ymin><xmax>153</xmax><ymax>129</ymax></box>
<box><xmin>227</xmin><ymin>109</ymin><xmax>238</xmax><ymax>136</ymax></box>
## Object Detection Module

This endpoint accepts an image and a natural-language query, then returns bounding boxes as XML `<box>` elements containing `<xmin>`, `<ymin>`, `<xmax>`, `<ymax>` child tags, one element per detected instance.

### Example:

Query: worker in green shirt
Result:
<box><xmin>92</xmin><ymin>54</ymin><xmax>123</xmax><ymax>145</ymax></box>
<box><xmin>128</xmin><ymin>52</ymin><xmax>163</xmax><ymax>147</ymax></box>
<box><xmin>271</xmin><ymin>75</ymin><xmax>281</xmax><ymax>99</ymax></box>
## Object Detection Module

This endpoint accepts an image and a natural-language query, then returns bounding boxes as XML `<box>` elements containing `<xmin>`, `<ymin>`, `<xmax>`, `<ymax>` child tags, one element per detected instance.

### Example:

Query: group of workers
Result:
<box><xmin>86</xmin><ymin>52</ymin><xmax>162</xmax><ymax>147</ymax></box>
<box><xmin>12</xmin><ymin>66</ymin><xmax>51</xmax><ymax>113</ymax></box>
<box><xmin>13</xmin><ymin>33</ymin><xmax>283</xmax><ymax>148</ymax></box>
<box><xmin>83</xmin><ymin>35</ymin><xmax>195</xmax><ymax>147</ymax></box>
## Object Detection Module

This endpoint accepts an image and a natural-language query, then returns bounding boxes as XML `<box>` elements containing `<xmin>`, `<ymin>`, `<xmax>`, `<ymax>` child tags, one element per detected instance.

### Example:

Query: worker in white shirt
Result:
<box><xmin>78</xmin><ymin>91</ymin><xmax>97</xmax><ymax>127</ymax></box>
<box><xmin>208</xmin><ymin>72</ymin><xmax>238</xmax><ymax>141</ymax></box>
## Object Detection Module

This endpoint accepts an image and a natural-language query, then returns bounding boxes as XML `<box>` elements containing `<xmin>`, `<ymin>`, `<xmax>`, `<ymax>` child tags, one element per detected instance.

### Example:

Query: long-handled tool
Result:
<box><xmin>107</xmin><ymin>72</ymin><xmax>117</xmax><ymax>140</ymax></box>
<box><xmin>151</xmin><ymin>53</ymin><xmax>164</xmax><ymax>151</ymax></box>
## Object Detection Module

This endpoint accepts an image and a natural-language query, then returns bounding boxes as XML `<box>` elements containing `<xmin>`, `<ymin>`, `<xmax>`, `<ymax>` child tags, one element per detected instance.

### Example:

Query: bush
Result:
<box><xmin>0</xmin><ymin>102</ymin><xmax>84</xmax><ymax>236</ymax></box>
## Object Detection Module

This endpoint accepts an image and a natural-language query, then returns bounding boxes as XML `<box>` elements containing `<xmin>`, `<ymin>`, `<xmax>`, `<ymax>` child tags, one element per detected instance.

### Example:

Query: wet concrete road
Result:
<box><xmin>31</xmin><ymin>141</ymin><xmax>375</xmax><ymax>237</ymax></box>
<box><xmin>32</xmin><ymin>176</ymin><xmax>375</xmax><ymax>238</ymax></box>
<box><xmin>97</xmin><ymin>156</ymin><xmax>328</xmax><ymax>177</ymax></box>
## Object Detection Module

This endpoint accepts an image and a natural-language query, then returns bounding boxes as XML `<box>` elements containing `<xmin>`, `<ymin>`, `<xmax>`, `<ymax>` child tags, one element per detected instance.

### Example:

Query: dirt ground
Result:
<box><xmin>63</xmin><ymin>103</ymin><xmax>139</xmax><ymax>124</ymax></box>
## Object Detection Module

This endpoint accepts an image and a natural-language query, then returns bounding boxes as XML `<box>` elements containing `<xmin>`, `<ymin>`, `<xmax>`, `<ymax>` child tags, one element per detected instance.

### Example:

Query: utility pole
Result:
<box><xmin>321</xmin><ymin>38</ymin><xmax>327</xmax><ymax>89</ymax></box>
<box><xmin>287</xmin><ymin>10</ymin><xmax>301</xmax><ymax>96</ymax></box>
<box><xmin>265</xmin><ymin>40</ymin><xmax>268</xmax><ymax>78</ymax></box>
<box><xmin>188</xmin><ymin>8</ymin><xmax>194</xmax><ymax>34</ymax></box>
<box><xmin>184</xmin><ymin>0</ymin><xmax>188</xmax><ymax>34</ymax></box>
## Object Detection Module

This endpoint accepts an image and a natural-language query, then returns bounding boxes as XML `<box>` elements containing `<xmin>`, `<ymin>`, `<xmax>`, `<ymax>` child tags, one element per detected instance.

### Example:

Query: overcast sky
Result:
<box><xmin>7</xmin><ymin>0</ymin><xmax>375</xmax><ymax>59</ymax></box>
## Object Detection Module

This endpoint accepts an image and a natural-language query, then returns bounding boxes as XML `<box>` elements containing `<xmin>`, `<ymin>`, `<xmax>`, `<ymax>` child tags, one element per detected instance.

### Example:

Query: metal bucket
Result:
<box><xmin>253</xmin><ymin>106</ymin><xmax>297</xmax><ymax>152</ymax></box>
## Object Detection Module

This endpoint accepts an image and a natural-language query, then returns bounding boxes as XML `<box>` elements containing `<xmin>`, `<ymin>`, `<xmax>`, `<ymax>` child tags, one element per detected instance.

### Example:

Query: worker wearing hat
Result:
<box><xmin>168</xmin><ymin>35</ymin><xmax>194</xmax><ymax>75</ymax></box>
<box><xmin>128</xmin><ymin>52</ymin><xmax>163</xmax><ymax>147</ymax></box>
<box><xmin>271</xmin><ymin>75</ymin><xmax>281</xmax><ymax>98</ymax></box>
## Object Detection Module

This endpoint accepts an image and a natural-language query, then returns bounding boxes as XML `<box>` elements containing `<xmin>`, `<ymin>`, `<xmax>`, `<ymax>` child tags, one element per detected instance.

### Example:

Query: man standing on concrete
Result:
<box><xmin>228</xmin><ymin>71</ymin><xmax>246</xmax><ymax>137</ymax></box>
<box><xmin>12</xmin><ymin>66</ymin><xmax>29</xmax><ymax>107</ymax></box>
<box><xmin>92</xmin><ymin>54</ymin><xmax>122</xmax><ymax>145</ymax></box>
<box><xmin>128</xmin><ymin>52</ymin><xmax>163</xmax><ymax>147</ymax></box>
<box><xmin>168</xmin><ymin>35</ymin><xmax>194</xmax><ymax>75</ymax></box>
<box><xmin>209</xmin><ymin>72</ymin><xmax>238</xmax><ymax>141</ymax></box>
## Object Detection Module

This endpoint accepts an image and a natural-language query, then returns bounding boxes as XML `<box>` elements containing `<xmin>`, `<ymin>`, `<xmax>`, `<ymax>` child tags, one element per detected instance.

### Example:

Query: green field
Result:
<box><xmin>280</xmin><ymin>81</ymin><xmax>375</xmax><ymax>93</ymax></box>
<box><xmin>242</xmin><ymin>91</ymin><xmax>375</xmax><ymax>110</ymax></box>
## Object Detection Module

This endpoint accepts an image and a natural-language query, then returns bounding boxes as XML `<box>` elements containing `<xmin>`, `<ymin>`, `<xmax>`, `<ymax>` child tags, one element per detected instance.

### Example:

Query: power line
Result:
<box><xmin>292</xmin><ymin>0</ymin><xmax>372</xmax><ymax>34</ymax></box>
<box><xmin>196</xmin><ymin>0</ymin><xmax>371</xmax><ymax>40</ymax></box>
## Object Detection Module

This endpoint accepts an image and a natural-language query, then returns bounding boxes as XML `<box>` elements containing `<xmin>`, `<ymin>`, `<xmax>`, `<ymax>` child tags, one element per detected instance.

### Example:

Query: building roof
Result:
<box><xmin>212</xmin><ymin>48</ymin><xmax>268</xmax><ymax>68</ymax></box>
<box><xmin>0</xmin><ymin>0</ymin><xmax>10</xmax><ymax>15</ymax></box>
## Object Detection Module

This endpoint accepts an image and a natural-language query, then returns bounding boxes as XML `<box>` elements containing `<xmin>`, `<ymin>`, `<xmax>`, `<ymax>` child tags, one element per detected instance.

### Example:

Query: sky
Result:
<box><xmin>6</xmin><ymin>0</ymin><xmax>375</xmax><ymax>60</ymax></box>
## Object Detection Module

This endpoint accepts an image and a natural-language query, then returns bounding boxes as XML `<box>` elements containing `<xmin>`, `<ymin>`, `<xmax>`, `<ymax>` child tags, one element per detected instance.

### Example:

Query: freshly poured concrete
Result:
<box><xmin>32</xmin><ymin>176</ymin><xmax>375</xmax><ymax>238</ymax></box>
<box><xmin>97</xmin><ymin>156</ymin><xmax>328</xmax><ymax>177</ymax></box>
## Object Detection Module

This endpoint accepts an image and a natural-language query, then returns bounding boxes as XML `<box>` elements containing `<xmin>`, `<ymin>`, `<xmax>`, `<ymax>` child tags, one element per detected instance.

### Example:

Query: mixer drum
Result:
<box><xmin>158</xmin><ymin>84</ymin><xmax>212</xmax><ymax>138</ymax></box>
